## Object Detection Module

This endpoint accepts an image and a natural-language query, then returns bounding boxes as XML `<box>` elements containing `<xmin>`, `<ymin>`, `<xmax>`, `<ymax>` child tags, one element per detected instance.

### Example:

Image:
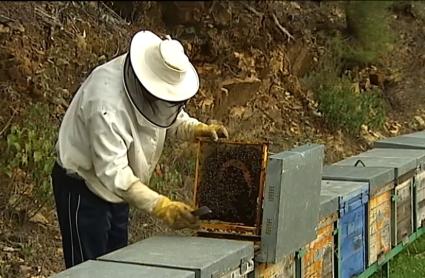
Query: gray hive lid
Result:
<box><xmin>323</xmin><ymin>165</ymin><xmax>394</xmax><ymax>194</ymax></box>
<box><xmin>50</xmin><ymin>260</ymin><xmax>195</xmax><ymax>278</ymax></box>
<box><xmin>334</xmin><ymin>156</ymin><xmax>416</xmax><ymax>178</ymax></box>
<box><xmin>360</xmin><ymin>148</ymin><xmax>425</xmax><ymax>170</ymax></box>
<box><xmin>319</xmin><ymin>192</ymin><xmax>339</xmax><ymax>219</ymax></box>
<box><xmin>404</xmin><ymin>131</ymin><xmax>425</xmax><ymax>138</ymax></box>
<box><xmin>375</xmin><ymin>136</ymin><xmax>425</xmax><ymax>150</ymax></box>
<box><xmin>99</xmin><ymin>236</ymin><xmax>254</xmax><ymax>278</ymax></box>
<box><xmin>321</xmin><ymin>180</ymin><xmax>369</xmax><ymax>205</ymax></box>
<box><xmin>258</xmin><ymin>144</ymin><xmax>323</xmax><ymax>264</ymax></box>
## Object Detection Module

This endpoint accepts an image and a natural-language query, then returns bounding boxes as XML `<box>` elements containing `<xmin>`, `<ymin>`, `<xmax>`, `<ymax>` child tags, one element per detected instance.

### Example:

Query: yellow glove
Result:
<box><xmin>152</xmin><ymin>196</ymin><xmax>200</xmax><ymax>230</ymax></box>
<box><xmin>193</xmin><ymin>123</ymin><xmax>229</xmax><ymax>141</ymax></box>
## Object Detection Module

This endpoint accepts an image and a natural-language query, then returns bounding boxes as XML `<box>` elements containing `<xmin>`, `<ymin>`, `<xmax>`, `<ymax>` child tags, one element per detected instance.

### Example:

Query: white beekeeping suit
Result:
<box><xmin>56</xmin><ymin>31</ymin><xmax>228</xmax><ymax>229</ymax></box>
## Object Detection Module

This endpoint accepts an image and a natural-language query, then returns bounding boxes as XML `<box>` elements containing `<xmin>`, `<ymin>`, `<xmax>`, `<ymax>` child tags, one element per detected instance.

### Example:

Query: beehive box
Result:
<box><xmin>357</xmin><ymin>148</ymin><xmax>425</xmax><ymax>171</ymax></box>
<box><xmin>374</xmin><ymin>135</ymin><xmax>425</xmax><ymax>150</ymax></box>
<box><xmin>193</xmin><ymin>140</ymin><xmax>324</xmax><ymax>265</ymax></box>
<box><xmin>299</xmin><ymin>193</ymin><xmax>338</xmax><ymax>278</ymax></box>
<box><xmin>372</xmin><ymin>143</ymin><xmax>425</xmax><ymax>231</ymax></box>
<box><xmin>255</xmin><ymin>254</ymin><xmax>296</xmax><ymax>278</ymax></box>
<box><xmin>334</xmin><ymin>155</ymin><xmax>416</xmax><ymax>246</ymax></box>
<box><xmin>321</xmin><ymin>180</ymin><xmax>369</xmax><ymax>278</ymax></box>
<box><xmin>50</xmin><ymin>260</ymin><xmax>196</xmax><ymax>278</ymax></box>
<box><xmin>257</xmin><ymin>144</ymin><xmax>324</xmax><ymax>263</ymax></box>
<box><xmin>193</xmin><ymin>140</ymin><xmax>269</xmax><ymax>237</ymax></box>
<box><xmin>404</xmin><ymin>130</ymin><xmax>425</xmax><ymax>138</ymax></box>
<box><xmin>416</xmin><ymin>171</ymin><xmax>425</xmax><ymax>229</ymax></box>
<box><xmin>323</xmin><ymin>165</ymin><xmax>394</xmax><ymax>267</ymax></box>
<box><xmin>99</xmin><ymin>236</ymin><xmax>254</xmax><ymax>278</ymax></box>
<box><xmin>360</xmin><ymin>148</ymin><xmax>425</xmax><ymax>230</ymax></box>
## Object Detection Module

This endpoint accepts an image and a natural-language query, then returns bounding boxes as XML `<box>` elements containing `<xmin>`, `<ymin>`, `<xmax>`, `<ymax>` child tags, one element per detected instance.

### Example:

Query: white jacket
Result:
<box><xmin>56</xmin><ymin>54</ymin><xmax>200</xmax><ymax>203</ymax></box>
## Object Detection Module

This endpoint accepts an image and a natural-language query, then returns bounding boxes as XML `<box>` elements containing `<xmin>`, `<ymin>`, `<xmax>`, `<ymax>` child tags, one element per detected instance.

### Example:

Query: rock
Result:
<box><xmin>415</xmin><ymin>116</ymin><xmax>425</xmax><ymax>128</ymax></box>
<box><xmin>214</xmin><ymin>77</ymin><xmax>261</xmax><ymax>117</ymax></box>
<box><xmin>388</xmin><ymin>122</ymin><xmax>401</xmax><ymax>135</ymax></box>
<box><xmin>161</xmin><ymin>2</ymin><xmax>205</xmax><ymax>27</ymax></box>
<box><xmin>287</xmin><ymin>43</ymin><xmax>314</xmax><ymax>77</ymax></box>
<box><xmin>3</xmin><ymin>246</ymin><xmax>18</xmax><ymax>252</ymax></box>
<box><xmin>229</xmin><ymin>106</ymin><xmax>246</xmax><ymax>119</ymax></box>
<box><xmin>369</xmin><ymin>72</ymin><xmax>385</xmax><ymax>88</ymax></box>
<box><xmin>19</xmin><ymin>265</ymin><xmax>32</xmax><ymax>274</ymax></box>
<box><xmin>0</xmin><ymin>23</ymin><xmax>10</xmax><ymax>33</ymax></box>
<box><xmin>29</xmin><ymin>212</ymin><xmax>49</xmax><ymax>225</ymax></box>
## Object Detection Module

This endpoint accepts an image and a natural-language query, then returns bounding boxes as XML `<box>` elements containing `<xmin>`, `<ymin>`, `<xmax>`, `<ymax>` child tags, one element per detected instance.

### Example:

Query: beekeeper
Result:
<box><xmin>51</xmin><ymin>30</ymin><xmax>228</xmax><ymax>268</ymax></box>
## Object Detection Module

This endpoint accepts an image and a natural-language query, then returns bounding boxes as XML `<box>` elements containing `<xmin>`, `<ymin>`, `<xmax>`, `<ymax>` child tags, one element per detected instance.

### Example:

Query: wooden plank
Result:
<box><xmin>373</xmin><ymin>182</ymin><xmax>394</xmax><ymax>198</ymax></box>
<box><xmin>367</xmin><ymin>191</ymin><xmax>392</xmax><ymax>266</ymax></box>
<box><xmin>395</xmin><ymin>179</ymin><xmax>413</xmax><ymax>243</ymax></box>
<box><xmin>255</xmin><ymin>254</ymin><xmax>295</xmax><ymax>278</ymax></box>
<box><xmin>416</xmin><ymin>171</ymin><xmax>425</xmax><ymax>229</ymax></box>
<box><xmin>302</xmin><ymin>215</ymin><xmax>335</xmax><ymax>278</ymax></box>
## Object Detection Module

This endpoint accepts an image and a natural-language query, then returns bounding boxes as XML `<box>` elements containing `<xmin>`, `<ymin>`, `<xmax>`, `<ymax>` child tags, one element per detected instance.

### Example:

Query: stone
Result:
<box><xmin>415</xmin><ymin>116</ymin><xmax>425</xmax><ymax>128</ymax></box>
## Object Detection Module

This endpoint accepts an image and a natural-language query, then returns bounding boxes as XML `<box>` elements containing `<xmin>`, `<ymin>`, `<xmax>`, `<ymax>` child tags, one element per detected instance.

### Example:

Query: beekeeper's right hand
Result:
<box><xmin>117</xmin><ymin>180</ymin><xmax>199</xmax><ymax>230</ymax></box>
<box><xmin>152</xmin><ymin>196</ymin><xmax>200</xmax><ymax>230</ymax></box>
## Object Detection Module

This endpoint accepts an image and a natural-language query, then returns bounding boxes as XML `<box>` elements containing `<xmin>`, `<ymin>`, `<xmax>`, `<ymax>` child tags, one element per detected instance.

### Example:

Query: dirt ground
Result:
<box><xmin>1</xmin><ymin>1</ymin><xmax>425</xmax><ymax>277</ymax></box>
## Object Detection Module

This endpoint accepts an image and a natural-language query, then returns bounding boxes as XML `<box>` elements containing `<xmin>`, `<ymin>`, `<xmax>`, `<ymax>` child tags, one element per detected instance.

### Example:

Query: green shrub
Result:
<box><xmin>344</xmin><ymin>1</ymin><xmax>394</xmax><ymax>65</ymax></box>
<box><xmin>302</xmin><ymin>31</ymin><xmax>387</xmax><ymax>135</ymax></box>
<box><xmin>316</xmin><ymin>77</ymin><xmax>386</xmax><ymax>134</ymax></box>
<box><xmin>3</xmin><ymin>103</ymin><xmax>57</xmax><ymax>210</ymax></box>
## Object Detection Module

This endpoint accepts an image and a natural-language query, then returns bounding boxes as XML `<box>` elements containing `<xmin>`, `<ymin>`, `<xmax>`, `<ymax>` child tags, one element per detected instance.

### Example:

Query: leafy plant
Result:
<box><xmin>303</xmin><ymin>28</ymin><xmax>387</xmax><ymax>135</ymax></box>
<box><xmin>344</xmin><ymin>1</ymin><xmax>394</xmax><ymax>65</ymax></box>
<box><xmin>316</xmin><ymin>77</ymin><xmax>386</xmax><ymax>134</ymax></box>
<box><xmin>3</xmin><ymin>103</ymin><xmax>57</xmax><ymax>212</ymax></box>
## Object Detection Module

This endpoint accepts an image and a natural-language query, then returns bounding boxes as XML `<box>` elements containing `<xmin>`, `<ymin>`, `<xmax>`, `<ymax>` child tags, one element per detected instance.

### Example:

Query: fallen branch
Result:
<box><xmin>34</xmin><ymin>6</ymin><xmax>61</xmax><ymax>27</ymax></box>
<box><xmin>0</xmin><ymin>14</ymin><xmax>16</xmax><ymax>23</ymax></box>
<box><xmin>271</xmin><ymin>13</ymin><xmax>294</xmax><ymax>42</ymax></box>
<box><xmin>34</xmin><ymin>6</ymin><xmax>74</xmax><ymax>37</ymax></box>
<box><xmin>100</xmin><ymin>2</ymin><xmax>128</xmax><ymax>25</ymax></box>
<box><xmin>223</xmin><ymin>63</ymin><xmax>239</xmax><ymax>77</ymax></box>
<box><xmin>242</xmin><ymin>3</ymin><xmax>264</xmax><ymax>17</ymax></box>
<box><xmin>0</xmin><ymin>110</ymin><xmax>16</xmax><ymax>137</ymax></box>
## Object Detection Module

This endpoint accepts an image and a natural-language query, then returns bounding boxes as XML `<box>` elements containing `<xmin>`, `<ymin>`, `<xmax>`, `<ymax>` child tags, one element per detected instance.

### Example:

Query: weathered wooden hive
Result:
<box><xmin>320</xmin><ymin>178</ymin><xmax>369</xmax><ymax>278</ymax></box>
<box><xmin>375</xmin><ymin>135</ymin><xmax>425</xmax><ymax>231</ymax></box>
<box><xmin>298</xmin><ymin>190</ymin><xmax>339</xmax><ymax>278</ymax></box>
<box><xmin>335</xmin><ymin>154</ymin><xmax>417</xmax><ymax>246</ymax></box>
<box><xmin>323</xmin><ymin>165</ymin><xmax>395</xmax><ymax>268</ymax></box>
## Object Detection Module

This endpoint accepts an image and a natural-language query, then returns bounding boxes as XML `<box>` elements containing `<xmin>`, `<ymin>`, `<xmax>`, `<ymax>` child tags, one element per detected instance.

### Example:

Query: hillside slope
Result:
<box><xmin>0</xmin><ymin>2</ymin><xmax>425</xmax><ymax>277</ymax></box>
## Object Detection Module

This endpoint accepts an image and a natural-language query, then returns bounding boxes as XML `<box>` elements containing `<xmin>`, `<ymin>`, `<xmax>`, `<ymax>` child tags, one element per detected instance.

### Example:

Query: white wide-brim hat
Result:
<box><xmin>129</xmin><ymin>30</ymin><xmax>199</xmax><ymax>102</ymax></box>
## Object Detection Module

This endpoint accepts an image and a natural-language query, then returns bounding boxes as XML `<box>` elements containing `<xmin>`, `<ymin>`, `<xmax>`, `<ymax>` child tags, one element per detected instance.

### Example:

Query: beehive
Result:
<box><xmin>51</xmin><ymin>260</ymin><xmax>196</xmax><ymax>278</ymax></box>
<box><xmin>299</xmin><ymin>193</ymin><xmax>338</xmax><ymax>278</ymax></box>
<box><xmin>404</xmin><ymin>130</ymin><xmax>425</xmax><ymax>138</ymax></box>
<box><xmin>416</xmin><ymin>171</ymin><xmax>425</xmax><ymax>229</ymax></box>
<box><xmin>374</xmin><ymin>135</ymin><xmax>425</xmax><ymax>150</ymax></box>
<box><xmin>323</xmin><ymin>165</ymin><xmax>394</xmax><ymax>267</ymax></box>
<box><xmin>373</xmin><ymin>141</ymin><xmax>425</xmax><ymax>231</ymax></box>
<box><xmin>255</xmin><ymin>254</ymin><xmax>296</xmax><ymax>278</ymax></box>
<box><xmin>321</xmin><ymin>179</ymin><xmax>369</xmax><ymax>278</ymax></box>
<box><xmin>335</xmin><ymin>155</ymin><xmax>416</xmax><ymax>246</ymax></box>
<box><xmin>99</xmin><ymin>236</ymin><xmax>255</xmax><ymax>278</ymax></box>
<box><xmin>193</xmin><ymin>140</ymin><xmax>269</xmax><ymax>237</ymax></box>
<box><xmin>194</xmin><ymin>141</ymin><xmax>324</xmax><ymax>264</ymax></box>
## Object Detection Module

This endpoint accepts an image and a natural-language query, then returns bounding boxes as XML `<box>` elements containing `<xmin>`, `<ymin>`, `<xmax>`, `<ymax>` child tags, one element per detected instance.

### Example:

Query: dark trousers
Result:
<box><xmin>51</xmin><ymin>162</ymin><xmax>129</xmax><ymax>268</ymax></box>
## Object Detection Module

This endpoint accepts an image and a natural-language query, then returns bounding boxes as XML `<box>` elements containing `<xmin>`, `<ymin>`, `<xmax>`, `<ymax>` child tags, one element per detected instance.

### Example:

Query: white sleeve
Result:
<box><xmin>86</xmin><ymin>107</ymin><xmax>139</xmax><ymax>193</ymax></box>
<box><xmin>166</xmin><ymin>109</ymin><xmax>200</xmax><ymax>140</ymax></box>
